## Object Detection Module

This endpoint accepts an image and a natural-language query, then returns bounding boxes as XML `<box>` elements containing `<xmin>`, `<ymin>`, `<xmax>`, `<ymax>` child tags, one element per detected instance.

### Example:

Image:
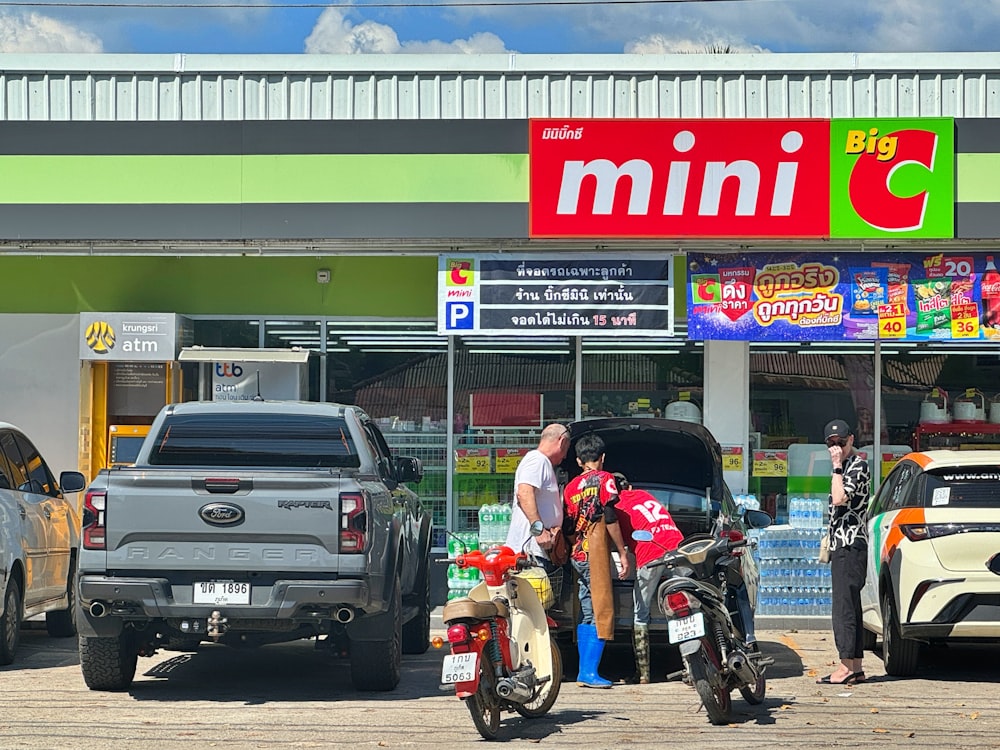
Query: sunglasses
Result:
<box><xmin>825</xmin><ymin>437</ymin><xmax>847</xmax><ymax>448</ymax></box>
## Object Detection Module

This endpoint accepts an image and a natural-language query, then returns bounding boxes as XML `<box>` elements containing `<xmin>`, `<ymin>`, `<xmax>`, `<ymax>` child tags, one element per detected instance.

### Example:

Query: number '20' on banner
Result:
<box><xmin>437</xmin><ymin>253</ymin><xmax>675</xmax><ymax>336</ymax></box>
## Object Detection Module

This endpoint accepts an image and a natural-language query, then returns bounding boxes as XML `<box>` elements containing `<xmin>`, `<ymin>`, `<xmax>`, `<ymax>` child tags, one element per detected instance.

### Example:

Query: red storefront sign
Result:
<box><xmin>529</xmin><ymin>119</ymin><xmax>830</xmax><ymax>238</ymax></box>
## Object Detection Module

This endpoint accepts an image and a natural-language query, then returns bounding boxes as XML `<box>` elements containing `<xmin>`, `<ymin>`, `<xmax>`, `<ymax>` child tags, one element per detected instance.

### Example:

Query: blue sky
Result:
<box><xmin>3</xmin><ymin>0</ymin><xmax>1000</xmax><ymax>55</ymax></box>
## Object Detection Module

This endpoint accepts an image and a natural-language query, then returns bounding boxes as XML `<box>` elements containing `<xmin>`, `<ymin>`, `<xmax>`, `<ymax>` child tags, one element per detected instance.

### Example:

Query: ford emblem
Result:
<box><xmin>199</xmin><ymin>502</ymin><xmax>245</xmax><ymax>527</ymax></box>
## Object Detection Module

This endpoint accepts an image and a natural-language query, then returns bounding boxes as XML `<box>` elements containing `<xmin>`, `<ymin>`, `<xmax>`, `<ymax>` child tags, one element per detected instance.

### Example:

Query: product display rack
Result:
<box><xmin>913</xmin><ymin>422</ymin><xmax>1000</xmax><ymax>451</ymax></box>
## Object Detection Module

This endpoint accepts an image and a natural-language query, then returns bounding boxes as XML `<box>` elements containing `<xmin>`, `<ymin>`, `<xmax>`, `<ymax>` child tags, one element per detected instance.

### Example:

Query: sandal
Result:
<box><xmin>816</xmin><ymin>671</ymin><xmax>858</xmax><ymax>685</ymax></box>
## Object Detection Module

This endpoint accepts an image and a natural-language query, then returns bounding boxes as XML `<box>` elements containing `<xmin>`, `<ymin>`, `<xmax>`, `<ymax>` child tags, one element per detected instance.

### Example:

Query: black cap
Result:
<box><xmin>824</xmin><ymin>419</ymin><xmax>851</xmax><ymax>439</ymax></box>
<box><xmin>612</xmin><ymin>472</ymin><xmax>628</xmax><ymax>491</ymax></box>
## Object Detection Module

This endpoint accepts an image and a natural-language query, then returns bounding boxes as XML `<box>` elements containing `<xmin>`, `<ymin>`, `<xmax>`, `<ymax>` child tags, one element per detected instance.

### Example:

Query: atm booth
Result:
<box><xmin>79</xmin><ymin>313</ymin><xmax>310</xmax><ymax>480</ymax></box>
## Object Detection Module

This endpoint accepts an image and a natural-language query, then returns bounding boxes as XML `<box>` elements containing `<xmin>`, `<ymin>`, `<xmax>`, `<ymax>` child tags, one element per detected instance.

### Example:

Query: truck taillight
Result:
<box><xmin>83</xmin><ymin>490</ymin><xmax>107</xmax><ymax>550</ymax></box>
<box><xmin>340</xmin><ymin>491</ymin><xmax>368</xmax><ymax>553</ymax></box>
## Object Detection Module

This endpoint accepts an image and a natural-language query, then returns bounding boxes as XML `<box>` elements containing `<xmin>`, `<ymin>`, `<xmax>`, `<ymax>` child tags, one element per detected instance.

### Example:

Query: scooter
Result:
<box><xmin>634</xmin><ymin>511</ymin><xmax>773</xmax><ymax>725</ymax></box>
<box><xmin>435</xmin><ymin>538</ymin><xmax>562</xmax><ymax>741</ymax></box>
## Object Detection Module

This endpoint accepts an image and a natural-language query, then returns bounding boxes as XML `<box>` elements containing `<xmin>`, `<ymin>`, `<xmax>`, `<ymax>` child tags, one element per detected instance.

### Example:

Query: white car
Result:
<box><xmin>0</xmin><ymin>423</ymin><xmax>86</xmax><ymax>664</ymax></box>
<box><xmin>861</xmin><ymin>450</ymin><xmax>1000</xmax><ymax>676</ymax></box>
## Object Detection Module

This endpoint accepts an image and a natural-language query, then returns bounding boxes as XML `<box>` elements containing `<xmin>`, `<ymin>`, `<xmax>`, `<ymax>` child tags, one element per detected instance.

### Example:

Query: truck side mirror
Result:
<box><xmin>395</xmin><ymin>456</ymin><xmax>424</xmax><ymax>484</ymax></box>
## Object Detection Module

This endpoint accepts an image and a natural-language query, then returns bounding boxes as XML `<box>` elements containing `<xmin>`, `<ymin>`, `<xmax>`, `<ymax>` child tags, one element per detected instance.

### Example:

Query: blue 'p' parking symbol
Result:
<box><xmin>446</xmin><ymin>302</ymin><xmax>474</xmax><ymax>330</ymax></box>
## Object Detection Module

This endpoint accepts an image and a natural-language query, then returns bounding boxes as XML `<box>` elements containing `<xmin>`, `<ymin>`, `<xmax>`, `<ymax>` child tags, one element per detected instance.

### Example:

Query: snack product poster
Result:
<box><xmin>687</xmin><ymin>252</ymin><xmax>1000</xmax><ymax>342</ymax></box>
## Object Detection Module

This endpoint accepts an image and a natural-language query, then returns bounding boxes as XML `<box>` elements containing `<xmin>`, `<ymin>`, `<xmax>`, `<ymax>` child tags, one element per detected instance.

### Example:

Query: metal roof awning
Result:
<box><xmin>178</xmin><ymin>347</ymin><xmax>311</xmax><ymax>363</ymax></box>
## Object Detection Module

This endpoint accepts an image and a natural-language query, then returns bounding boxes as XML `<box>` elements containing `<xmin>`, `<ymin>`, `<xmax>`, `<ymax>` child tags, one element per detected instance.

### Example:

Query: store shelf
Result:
<box><xmin>913</xmin><ymin>421</ymin><xmax>1000</xmax><ymax>451</ymax></box>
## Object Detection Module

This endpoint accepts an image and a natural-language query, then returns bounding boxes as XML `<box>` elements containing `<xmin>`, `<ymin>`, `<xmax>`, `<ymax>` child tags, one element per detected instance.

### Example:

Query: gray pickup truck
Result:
<box><xmin>76</xmin><ymin>401</ymin><xmax>432</xmax><ymax>692</ymax></box>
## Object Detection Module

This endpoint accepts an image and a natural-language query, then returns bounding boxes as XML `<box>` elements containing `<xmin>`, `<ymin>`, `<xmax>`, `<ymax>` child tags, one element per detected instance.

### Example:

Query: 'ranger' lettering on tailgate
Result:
<box><xmin>125</xmin><ymin>547</ymin><xmax>320</xmax><ymax>561</ymax></box>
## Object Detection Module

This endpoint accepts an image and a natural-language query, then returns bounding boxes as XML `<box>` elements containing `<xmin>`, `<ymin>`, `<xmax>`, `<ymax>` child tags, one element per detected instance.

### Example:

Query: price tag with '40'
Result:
<box><xmin>878</xmin><ymin>303</ymin><xmax>906</xmax><ymax>338</ymax></box>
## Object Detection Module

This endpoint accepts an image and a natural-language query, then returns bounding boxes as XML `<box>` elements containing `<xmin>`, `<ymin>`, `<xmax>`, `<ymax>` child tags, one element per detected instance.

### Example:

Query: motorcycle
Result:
<box><xmin>435</xmin><ymin>539</ymin><xmax>562</xmax><ymax>741</ymax></box>
<box><xmin>634</xmin><ymin>509</ymin><xmax>774</xmax><ymax>725</ymax></box>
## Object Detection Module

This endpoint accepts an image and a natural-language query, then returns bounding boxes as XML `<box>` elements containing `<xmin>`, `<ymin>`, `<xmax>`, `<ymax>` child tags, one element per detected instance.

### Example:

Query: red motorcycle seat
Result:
<box><xmin>442</xmin><ymin>597</ymin><xmax>509</xmax><ymax>622</ymax></box>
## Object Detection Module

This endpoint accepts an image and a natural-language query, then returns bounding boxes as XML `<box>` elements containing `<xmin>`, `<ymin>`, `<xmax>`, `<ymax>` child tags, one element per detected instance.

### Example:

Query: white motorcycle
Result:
<box><xmin>436</xmin><ymin>536</ymin><xmax>562</xmax><ymax>740</ymax></box>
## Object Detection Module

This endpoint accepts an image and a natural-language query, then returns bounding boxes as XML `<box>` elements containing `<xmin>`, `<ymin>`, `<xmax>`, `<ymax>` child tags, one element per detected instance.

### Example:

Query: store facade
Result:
<box><xmin>2</xmin><ymin>53</ymin><xmax>1000</xmax><ymax>549</ymax></box>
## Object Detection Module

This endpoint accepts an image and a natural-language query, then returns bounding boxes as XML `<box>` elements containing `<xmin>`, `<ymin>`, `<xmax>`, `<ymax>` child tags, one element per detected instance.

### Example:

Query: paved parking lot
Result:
<box><xmin>3</xmin><ymin>617</ymin><xmax>999</xmax><ymax>749</ymax></box>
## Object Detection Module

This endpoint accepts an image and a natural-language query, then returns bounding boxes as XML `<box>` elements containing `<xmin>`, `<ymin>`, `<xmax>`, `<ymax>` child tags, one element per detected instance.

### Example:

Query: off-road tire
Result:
<box><xmin>687</xmin><ymin>644</ymin><xmax>732</xmax><ymax>725</ymax></box>
<box><xmin>80</xmin><ymin>631</ymin><xmax>139</xmax><ymax>691</ymax></box>
<box><xmin>46</xmin><ymin>560</ymin><xmax>78</xmax><ymax>638</ymax></box>
<box><xmin>402</xmin><ymin>566</ymin><xmax>431</xmax><ymax>655</ymax></box>
<box><xmin>350</xmin><ymin>575</ymin><xmax>402</xmax><ymax>691</ymax></box>
<box><xmin>881</xmin><ymin>591</ymin><xmax>919</xmax><ymax>677</ymax></box>
<box><xmin>0</xmin><ymin>578</ymin><xmax>23</xmax><ymax>665</ymax></box>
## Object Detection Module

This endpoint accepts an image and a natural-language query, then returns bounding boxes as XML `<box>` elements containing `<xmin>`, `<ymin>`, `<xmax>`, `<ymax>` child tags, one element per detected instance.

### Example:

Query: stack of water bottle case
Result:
<box><xmin>754</xmin><ymin>496</ymin><xmax>833</xmax><ymax>617</ymax></box>
<box><xmin>446</xmin><ymin>504</ymin><xmax>513</xmax><ymax>600</ymax></box>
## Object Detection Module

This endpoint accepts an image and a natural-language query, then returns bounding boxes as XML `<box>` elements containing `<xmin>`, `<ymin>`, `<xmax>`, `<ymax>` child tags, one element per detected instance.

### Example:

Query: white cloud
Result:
<box><xmin>0</xmin><ymin>11</ymin><xmax>102</xmax><ymax>52</ymax></box>
<box><xmin>305</xmin><ymin>8</ymin><xmax>510</xmax><ymax>54</ymax></box>
<box><xmin>625</xmin><ymin>34</ymin><xmax>766</xmax><ymax>55</ymax></box>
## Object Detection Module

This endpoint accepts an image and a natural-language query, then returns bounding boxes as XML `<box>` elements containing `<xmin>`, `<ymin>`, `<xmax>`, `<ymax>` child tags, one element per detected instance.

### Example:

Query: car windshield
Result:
<box><xmin>147</xmin><ymin>413</ymin><xmax>361</xmax><ymax>469</ymax></box>
<box><xmin>922</xmin><ymin>466</ymin><xmax>1000</xmax><ymax>508</ymax></box>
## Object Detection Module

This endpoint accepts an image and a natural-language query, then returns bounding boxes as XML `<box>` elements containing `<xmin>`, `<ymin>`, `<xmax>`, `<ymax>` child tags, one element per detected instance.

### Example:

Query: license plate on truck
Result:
<box><xmin>668</xmin><ymin>612</ymin><xmax>705</xmax><ymax>644</ymax></box>
<box><xmin>193</xmin><ymin>581</ymin><xmax>251</xmax><ymax>606</ymax></box>
<box><xmin>441</xmin><ymin>652</ymin><xmax>478</xmax><ymax>684</ymax></box>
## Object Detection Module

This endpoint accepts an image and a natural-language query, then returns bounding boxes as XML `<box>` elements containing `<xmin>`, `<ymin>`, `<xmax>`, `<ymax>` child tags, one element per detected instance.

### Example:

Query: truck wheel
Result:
<box><xmin>80</xmin><ymin>632</ymin><xmax>138</xmax><ymax>691</ymax></box>
<box><xmin>0</xmin><ymin>578</ymin><xmax>23</xmax><ymax>666</ymax></box>
<box><xmin>46</xmin><ymin>560</ymin><xmax>78</xmax><ymax>638</ymax></box>
<box><xmin>350</xmin><ymin>575</ymin><xmax>402</xmax><ymax>691</ymax></box>
<box><xmin>401</xmin><ymin>567</ymin><xmax>431</xmax><ymax>655</ymax></box>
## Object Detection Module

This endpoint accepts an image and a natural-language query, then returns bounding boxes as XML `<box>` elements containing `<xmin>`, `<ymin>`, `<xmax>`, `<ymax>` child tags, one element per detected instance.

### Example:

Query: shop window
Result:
<box><xmin>580</xmin><ymin>341</ymin><xmax>703</xmax><ymax>421</ymax></box>
<box><xmin>325</xmin><ymin>320</ymin><xmax>449</xmax><ymax>545</ymax></box>
<box><xmin>450</xmin><ymin>338</ymin><xmax>575</xmax><ymax>539</ymax></box>
<box><xmin>882</xmin><ymin>349</ymin><xmax>1000</xmax><ymax>452</ymax></box>
<box><xmin>749</xmin><ymin>348</ymin><xmax>875</xmax><ymax>524</ymax></box>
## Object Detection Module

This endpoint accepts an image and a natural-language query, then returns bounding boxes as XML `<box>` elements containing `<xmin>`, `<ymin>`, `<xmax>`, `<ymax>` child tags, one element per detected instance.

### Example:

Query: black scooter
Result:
<box><xmin>634</xmin><ymin>509</ymin><xmax>773</xmax><ymax>725</ymax></box>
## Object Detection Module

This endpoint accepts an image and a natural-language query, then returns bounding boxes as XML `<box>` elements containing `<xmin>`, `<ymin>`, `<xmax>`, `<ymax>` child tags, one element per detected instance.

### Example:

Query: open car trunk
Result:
<box><xmin>559</xmin><ymin>417</ymin><xmax>726</xmax><ymax>537</ymax></box>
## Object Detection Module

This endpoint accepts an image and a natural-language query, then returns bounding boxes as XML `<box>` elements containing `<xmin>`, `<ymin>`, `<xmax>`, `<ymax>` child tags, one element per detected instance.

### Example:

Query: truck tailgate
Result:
<box><xmin>101</xmin><ymin>470</ymin><xmax>361</xmax><ymax>572</ymax></box>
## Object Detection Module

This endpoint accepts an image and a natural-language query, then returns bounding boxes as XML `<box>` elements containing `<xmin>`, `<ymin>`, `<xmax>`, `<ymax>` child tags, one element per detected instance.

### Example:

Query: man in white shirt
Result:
<box><xmin>505</xmin><ymin>423</ymin><xmax>571</xmax><ymax>562</ymax></box>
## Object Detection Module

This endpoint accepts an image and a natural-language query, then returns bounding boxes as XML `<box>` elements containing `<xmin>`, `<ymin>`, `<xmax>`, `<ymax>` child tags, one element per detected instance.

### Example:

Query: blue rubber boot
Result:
<box><xmin>576</xmin><ymin>623</ymin><xmax>613</xmax><ymax>688</ymax></box>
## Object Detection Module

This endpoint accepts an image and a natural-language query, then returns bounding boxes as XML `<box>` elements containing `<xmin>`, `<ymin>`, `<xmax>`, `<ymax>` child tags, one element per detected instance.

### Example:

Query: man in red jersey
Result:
<box><xmin>612</xmin><ymin>473</ymin><xmax>683</xmax><ymax>684</ymax></box>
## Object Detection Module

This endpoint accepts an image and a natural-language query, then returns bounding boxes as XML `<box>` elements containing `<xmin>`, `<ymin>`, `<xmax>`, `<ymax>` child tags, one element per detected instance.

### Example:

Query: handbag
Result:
<box><xmin>548</xmin><ymin>527</ymin><xmax>570</xmax><ymax>566</ymax></box>
<box><xmin>818</xmin><ymin>533</ymin><xmax>831</xmax><ymax>564</ymax></box>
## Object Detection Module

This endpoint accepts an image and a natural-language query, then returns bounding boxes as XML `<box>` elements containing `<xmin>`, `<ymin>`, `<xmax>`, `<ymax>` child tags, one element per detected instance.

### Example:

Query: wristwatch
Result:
<box><xmin>832</xmin><ymin>467</ymin><xmax>844</xmax><ymax>475</ymax></box>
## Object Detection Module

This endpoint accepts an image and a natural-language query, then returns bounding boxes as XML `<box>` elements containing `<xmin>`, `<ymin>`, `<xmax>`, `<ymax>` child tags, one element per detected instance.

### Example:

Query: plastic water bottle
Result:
<box><xmin>478</xmin><ymin>504</ymin><xmax>492</xmax><ymax>547</ymax></box>
<box><xmin>499</xmin><ymin>503</ymin><xmax>511</xmax><ymax>541</ymax></box>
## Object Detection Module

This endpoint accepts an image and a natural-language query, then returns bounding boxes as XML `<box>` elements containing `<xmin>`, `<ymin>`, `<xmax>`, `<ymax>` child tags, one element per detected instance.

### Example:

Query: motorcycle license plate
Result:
<box><xmin>668</xmin><ymin>612</ymin><xmax>706</xmax><ymax>644</ymax></box>
<box><xmin>441</xmin><ymin>652</ymin><xmax>478</xmax><ymax>684</ymax></box>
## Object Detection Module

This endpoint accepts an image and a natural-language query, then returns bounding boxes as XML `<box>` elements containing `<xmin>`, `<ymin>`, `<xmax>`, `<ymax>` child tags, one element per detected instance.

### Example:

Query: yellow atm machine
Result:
<box><xmin>107</xmin><ymin>424</ymin><xmax>151</xmax><ymax>467</ymax></box>
<box><xmin>79</xmin><ymin>312</ymin><xmax>188</xmax><ymax>479</ymax></box>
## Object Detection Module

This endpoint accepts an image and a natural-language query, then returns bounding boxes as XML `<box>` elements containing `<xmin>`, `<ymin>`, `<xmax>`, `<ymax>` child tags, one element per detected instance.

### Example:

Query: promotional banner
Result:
<box><xmin>687</xmin><ymin>251</ymin><xmax>1000</xmax><ymax>342</ymax></box>
<box><xmin>530</xmin><ymin>118</ymin><xmax>953</xmax><ymax>240</ymax></box>
<box><xmin>438</xmin><ymin>253</ymin><xmax>674</xmax><ymax>336</ymax></box>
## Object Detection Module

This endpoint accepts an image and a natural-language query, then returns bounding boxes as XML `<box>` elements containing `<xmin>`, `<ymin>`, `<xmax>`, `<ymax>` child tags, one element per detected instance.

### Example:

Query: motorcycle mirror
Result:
<box><xmin>631</xmin><ymin>529</ymin><xmax>654</xmax><ymax>542</ymax></box>
<box><xmin>744</xmin><ymin>509</ymin><xmax>773</xmax><ymax>529</ymax></box>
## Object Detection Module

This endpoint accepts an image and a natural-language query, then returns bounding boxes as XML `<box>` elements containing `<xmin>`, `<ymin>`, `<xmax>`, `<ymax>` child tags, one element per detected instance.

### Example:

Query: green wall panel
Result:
<box><xmin>0</xmin><ymin>255</ymin><xmax>437</xmax><ymax>316</ymax></box>
<box><xmin>0</xmin><ymin>154</ymin><xmax>527</xmax><ymax>204</ymax></box>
